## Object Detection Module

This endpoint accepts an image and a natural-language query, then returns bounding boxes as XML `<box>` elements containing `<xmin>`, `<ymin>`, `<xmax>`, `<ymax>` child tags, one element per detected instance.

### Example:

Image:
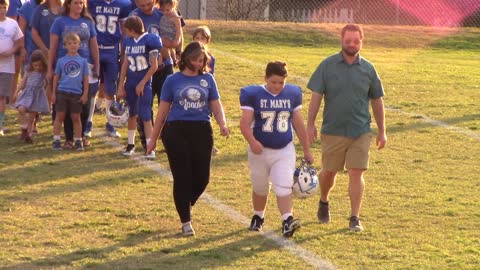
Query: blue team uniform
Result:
<box><xmin>17</xmin><ymin>0</ymin><xmax>39</xmax><ymax>57</ymax></box>
<box><xmin>50</xmin><ymin>16</ymin><xmax>97</xmax><ymax>63</ymax></box>
<box><xmin>161</xmin><ymin>72</ymin><xmax>220</xmax><ymax>122</ymax></box>
<box><xmin>129</xmin><ymin>8</ymin><xmax>173</xmax><ymax>66</ymax></box>
<box><xmin>31</xmin><ymin>3</ymin><xmax>62</xmax><ymax>50</ymax></box>
<box><xmin>122</xmin><ymin>33</ymin><xmax>162</xmax><ymax>120</ymax></box>
<box><xmin>54</xmin><ymin>55</ymin><xmax>89</xmax><ymax>95</ymax></box>
<box><xmin>240</xmin><ymin>84</ymin><xmax>303</xmax><ymax>149</ymax></box>
<box><xmin>6</xmin><ymin>0</ymin><xmax>21</xmax><ymax>18</ymax></box>
<box><xmin>88</xmin><ymin>0</ymin><xmax>133</xmax><ymax>95</ymax></box>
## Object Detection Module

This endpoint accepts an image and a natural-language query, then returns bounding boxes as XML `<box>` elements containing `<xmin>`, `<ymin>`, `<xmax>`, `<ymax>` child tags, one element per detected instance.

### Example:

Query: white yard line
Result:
<box><xmin>101</xmin><ymin>135</ymin><xmax>336</xmax><ymax>270</ymax></box>
<box><xmin>212</xmin><ymin>48</ymin><xmax>480</xmax><ymax>141</ymax></box>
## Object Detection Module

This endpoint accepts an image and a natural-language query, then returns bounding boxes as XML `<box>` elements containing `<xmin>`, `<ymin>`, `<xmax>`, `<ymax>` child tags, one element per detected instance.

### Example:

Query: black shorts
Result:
<box><xmin>55</xmin><ymin>91</ymin><xmax>83</xmax><ymax>113</ymax></box>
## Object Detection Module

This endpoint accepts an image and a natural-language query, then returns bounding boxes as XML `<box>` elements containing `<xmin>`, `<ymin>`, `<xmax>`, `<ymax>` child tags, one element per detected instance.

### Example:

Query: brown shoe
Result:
<box><xmin>317</xmin><ymin>200</ymin><xmax>330</xmax><ymax>224</ymax></box>
<box><xmin>20</xmin><ymin>128</ymin><xmax>28</xmax><ymax>140</ymax></box>
<box><xmin>24</xmin><ymin>135</ymin><xmax>33</xmax><ymax>144</ymax></box>
<box><xmin>63</xmin><ymin>140</ymin><xmax>74</xmax><ymax>150</ymax></box>
<box><xmin>82</xmin><ymin>137</ymin><xmax>91</xmax><ymax>147</ymax></box>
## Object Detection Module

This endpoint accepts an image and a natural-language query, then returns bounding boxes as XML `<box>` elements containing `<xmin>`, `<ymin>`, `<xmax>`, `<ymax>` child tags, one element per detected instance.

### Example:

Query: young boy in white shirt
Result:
<box><xmin>0</xmin><ymin>0</ymin><xmax>24</xmax><ymax>135</ymax></box>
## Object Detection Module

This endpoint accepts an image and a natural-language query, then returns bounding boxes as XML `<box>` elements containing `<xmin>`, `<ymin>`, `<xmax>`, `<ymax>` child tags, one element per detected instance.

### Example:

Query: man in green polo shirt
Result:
<box><xmin>307</xmin><ymin>24</ymin><xmax>387</xmax><ymax>231</ymax></box>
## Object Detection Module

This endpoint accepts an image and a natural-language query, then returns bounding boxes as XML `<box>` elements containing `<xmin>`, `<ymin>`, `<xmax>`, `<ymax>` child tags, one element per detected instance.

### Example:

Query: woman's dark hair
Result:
<box><xmin>265</xmin><ymin>61</ymin><xmax>288</xmax><ymax>78</ymax></box>
<box><xmin>62</xmin><ymin>0</ymin><xmax>93</xmax><ymax>21</ymax></box>
<box><xmin>179</xmin><ymin>41</ymin><xmax>210</xmax><ymax>74</ymax></box>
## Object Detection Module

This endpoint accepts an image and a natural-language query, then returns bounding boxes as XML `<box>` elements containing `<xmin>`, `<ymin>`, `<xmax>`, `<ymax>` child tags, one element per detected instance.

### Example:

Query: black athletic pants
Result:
<box><xmin>161</xmin><ymin>120</ymin><xmax>213</xmax><ymax>223</ymax></box>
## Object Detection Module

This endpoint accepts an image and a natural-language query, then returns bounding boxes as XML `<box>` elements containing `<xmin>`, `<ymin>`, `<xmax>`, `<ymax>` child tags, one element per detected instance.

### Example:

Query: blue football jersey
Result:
<box><xmin>88</xmin><ymin>0</ymin><xmax>133</xmax><ymax>46</ymax></box>
<box><xmin>240</xmin><ymin>84</ymin><xmax>303</xmax><ymax>149</ymax></box>
<box><xmin>123</xmin><ymin>33</ymin><xmax>162</xmax><ymax>82</ymax></box>
<box><xmin>128</xmin><ymin>8</ymin><xmax>175</xmax><ymax>65</ymax></box>
<box><xmin>128</xmin><ymin>8</ymin><xmax>163</xmax><ymax>36</ymax></box>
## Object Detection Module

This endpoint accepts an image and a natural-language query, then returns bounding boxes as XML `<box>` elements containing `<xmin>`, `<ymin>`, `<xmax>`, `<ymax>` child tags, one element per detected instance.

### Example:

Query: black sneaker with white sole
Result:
<box><xmin>282</xmin><ymin>216</ymin><xmax>301</xmax><ymax>238</ymax></box>
<box><xmin>249</xmin><ymin>215</ymin><xmax>264</xmax><ymax>231</ymax></box>
<box><xmin>122</xmin><ymin>144</ymin><xmax>135</xmax><ymax>156</ymax></box>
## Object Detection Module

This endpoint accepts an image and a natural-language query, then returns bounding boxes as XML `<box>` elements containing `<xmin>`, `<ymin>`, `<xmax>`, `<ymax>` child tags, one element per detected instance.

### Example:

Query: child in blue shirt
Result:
<box><xmin>52</xmin><ymin>32</ymin><xmax>89</xmax><ymax>151</ymax></box>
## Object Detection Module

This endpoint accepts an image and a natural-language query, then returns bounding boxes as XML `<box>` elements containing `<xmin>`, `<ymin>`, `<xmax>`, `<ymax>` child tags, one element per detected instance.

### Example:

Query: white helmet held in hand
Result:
<box><xmin>293</xmin><ymin>159</ymin><xmax>319</xmax><ymax>199</ymax></box>
<box><xmin>107</xmin><ymin>99</ymin><xmax>129</xmax><ymax>127</ymax></box>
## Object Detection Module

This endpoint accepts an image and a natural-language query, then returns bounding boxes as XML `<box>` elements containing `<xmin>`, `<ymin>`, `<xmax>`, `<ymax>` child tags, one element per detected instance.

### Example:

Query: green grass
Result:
<box><xmin>1</xmin><ymin>20</ymin><xmax>479</xmax><ymax>269</ymax></box>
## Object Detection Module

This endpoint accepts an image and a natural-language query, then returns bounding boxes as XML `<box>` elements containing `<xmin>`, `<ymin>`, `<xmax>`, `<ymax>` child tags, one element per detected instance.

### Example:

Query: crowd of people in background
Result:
<box><xmin>0</xmin><ymin>0</ymin><xmax>387</xmax><ymax>238</ymax></box>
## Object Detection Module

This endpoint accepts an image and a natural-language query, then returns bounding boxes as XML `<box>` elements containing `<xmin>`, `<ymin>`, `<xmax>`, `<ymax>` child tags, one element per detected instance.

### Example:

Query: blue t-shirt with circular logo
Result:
<box><xmin>160</xmin><ymin>72</ymin><xmax>219</xmax><ymax>122</ymax></box>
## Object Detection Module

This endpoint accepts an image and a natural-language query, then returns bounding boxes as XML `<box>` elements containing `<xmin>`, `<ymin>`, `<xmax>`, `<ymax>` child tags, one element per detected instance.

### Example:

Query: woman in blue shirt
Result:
<box><xmin>31</xmin><ymin>0</ymin><xmax>62</xmax><ymax>57</ymax></box>
<box><xmin>147</xmin><ymin>41</ymin><xmax>230</xmax><ymax>236</ymax></box>
<box><xmin>48</xmin><ymin>0</ymin><xmax>99</xmax><ymax>148</ymax></box>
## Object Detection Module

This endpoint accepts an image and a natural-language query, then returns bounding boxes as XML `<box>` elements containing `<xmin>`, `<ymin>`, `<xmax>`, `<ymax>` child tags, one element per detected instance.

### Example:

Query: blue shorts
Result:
<box><xmin>99</xmin><ymin>45</ymin><xmax>120</xmax><ymax>97</ymax></box>
<box><xmin>125</xmin><ymin>80</ymin><xmax>153</xmax><ymax>121</ymax></box>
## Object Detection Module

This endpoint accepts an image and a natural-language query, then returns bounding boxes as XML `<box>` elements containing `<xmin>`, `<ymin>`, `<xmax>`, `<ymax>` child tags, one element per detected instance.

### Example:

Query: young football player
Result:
<box><xmin>130</xmin><ymin>0</ymin><xmax>180</xmax><ymax>150</ymax></box>
<box><xmin>116</xmin><ymin>15</ymin><xmax>162</xmax><ymax>159</ymax></box>
<box><xmin>239</xmin><ymin>61</ymin><xmax>313</xmax><ymax>238</ymax></box>
<box><xmin>85</xmin><ymin>0</ymin><xmax>133</xmax><ymax>138</ymax></box>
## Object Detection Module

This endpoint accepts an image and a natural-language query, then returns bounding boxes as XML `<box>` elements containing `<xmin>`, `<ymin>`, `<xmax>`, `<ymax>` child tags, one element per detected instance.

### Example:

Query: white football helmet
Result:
<box><xmin>107</xmin><ymin>99</ymin><xmax>129</xmax><ymax>127</ymax></box>
<box><xmin>293</xmin><ymin>159</ymin><xmax>319</xmax><ymax>199</ymax></box>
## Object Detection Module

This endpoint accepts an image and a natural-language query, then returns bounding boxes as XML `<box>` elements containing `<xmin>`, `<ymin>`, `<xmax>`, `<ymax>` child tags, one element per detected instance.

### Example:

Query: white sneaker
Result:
<box><xmin>109</xmin><ymin>130</ymin><xmax>121</xmax><ymax>138</ymax></box>
<box><xmin>106</xmin><ymin>123</ymin><xmax>121</xmax><ymax>138</ymax></box>
<box><xmin>145</xmin><ymin>150</ymin><xmax>156</xmax><ymax>160</ymax></box>
<box><xmin>182</xmin><ymin>223</ymin><xmax>195</xmax><ymax>236</ymax></box>
<box><xmin>0</xmin><ymin>129</ymin><xmax>4</xmax><ymax>136</ymax></box>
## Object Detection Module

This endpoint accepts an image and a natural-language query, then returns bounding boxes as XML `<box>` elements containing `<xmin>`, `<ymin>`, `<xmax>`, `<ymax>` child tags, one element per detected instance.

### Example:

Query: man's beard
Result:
<box><xmin>342</xmin><ymin>46</ymin><xmax>359</xmax><ymax>57</ymax></box>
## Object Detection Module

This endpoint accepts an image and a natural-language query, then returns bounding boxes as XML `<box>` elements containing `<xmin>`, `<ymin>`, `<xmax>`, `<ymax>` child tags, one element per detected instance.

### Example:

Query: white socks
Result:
<box><xmin>87</xmin><ymin>97</ymin><xmax>95</xmax><ymax>122</ymax></box>
<box><xmin>254</xmin><ymin>210</ymin><xmax>265</xmax><ymax>219</ymax></box>
<box><xmin>282</xmin><ymin>213</ymin><xmax>293</xmax><ymax>221</ymax></box>
<box><xmin>128</xmin><ymin>130</ymin><xmax>135</xmax><ymax>145</ymax></box>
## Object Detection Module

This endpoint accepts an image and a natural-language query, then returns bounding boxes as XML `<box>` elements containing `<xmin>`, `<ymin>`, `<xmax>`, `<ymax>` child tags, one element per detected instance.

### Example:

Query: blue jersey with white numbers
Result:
<box><xmin>128</xmin><ymin>8</ymin><xmax>173</xmax><ymax>66</ymax></box>
<box><xmin>88</xmin><ymin>0</ymin><xmax>133</xmax><ymax>46</ymax></box>
<box><xmin>240</xmin><ymin>84</ymin><xmax>303</xmax><ymax>149</ymax></box>
<box><xmin>122</xmin><ymin>33</ymin><xmax>162</xmax><ymax>83</ymax></box>
<box><xmin>161</xmin><ymin>72</ymin><xmax>220</xmax><ymax>122</ymax></box>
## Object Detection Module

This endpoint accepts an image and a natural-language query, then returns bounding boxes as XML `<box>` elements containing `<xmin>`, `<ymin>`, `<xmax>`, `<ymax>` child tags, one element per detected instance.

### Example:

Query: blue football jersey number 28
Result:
<box><xmin>128</xmin><ymin>55</ymin><xmax>148</xmax><ymax>72</ymax></box>
<box><xmin>261</xmin><ymin>111</ymin><xmax>290</xmax><ymax>133</ymax></box>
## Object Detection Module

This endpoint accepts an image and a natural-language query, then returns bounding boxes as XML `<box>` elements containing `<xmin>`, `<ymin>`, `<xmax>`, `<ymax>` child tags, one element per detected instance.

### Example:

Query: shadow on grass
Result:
<box><xmin>1</xmin><ymin>229</ymin><xmax>277</xmax><ymax>270</ymax></box>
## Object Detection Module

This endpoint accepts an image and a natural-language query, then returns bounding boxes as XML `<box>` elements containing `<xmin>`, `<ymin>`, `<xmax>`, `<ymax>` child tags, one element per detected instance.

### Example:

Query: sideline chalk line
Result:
<box><xmin>100</xmin><ymin>134</ymin><xmax>336</xmax><ymax>270</ymax></box>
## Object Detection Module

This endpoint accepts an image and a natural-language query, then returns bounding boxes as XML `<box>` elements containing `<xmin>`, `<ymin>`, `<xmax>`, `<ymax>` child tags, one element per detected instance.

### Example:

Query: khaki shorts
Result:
<box><xmin>321</xmin><ymin>132</ymin><xmax>372</xmax><ymax>172</ymax></box>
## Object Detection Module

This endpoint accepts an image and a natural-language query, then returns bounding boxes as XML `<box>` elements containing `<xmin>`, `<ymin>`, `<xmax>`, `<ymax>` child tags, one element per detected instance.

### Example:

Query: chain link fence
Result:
<box><xmin>179</xmin><ymin>0</ymin><xmax>480</xmax><ymax>27</ymax></box>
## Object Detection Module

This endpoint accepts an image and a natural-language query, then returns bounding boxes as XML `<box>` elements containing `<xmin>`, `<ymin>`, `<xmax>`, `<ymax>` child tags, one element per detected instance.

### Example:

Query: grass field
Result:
<box><xmin>0</xmin><ymin>21</ymin><xmax>479</xmax><ymax>269</ymax></box>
